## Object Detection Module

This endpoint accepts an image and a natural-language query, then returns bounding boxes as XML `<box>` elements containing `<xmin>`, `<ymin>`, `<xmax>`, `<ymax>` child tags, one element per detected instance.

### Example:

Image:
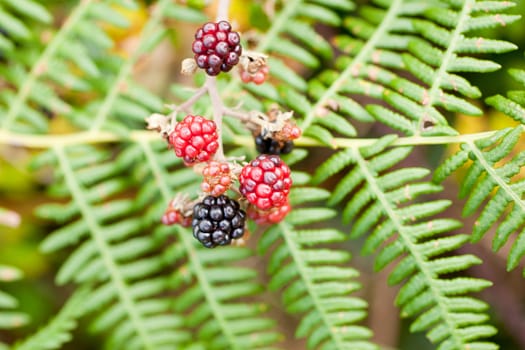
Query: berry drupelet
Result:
<box><xmin>192</xmin><ymin>195</ymin><xmax>246</xmax><ymax>248</ymax></box>
<box><xmin>169</xmin><ymin>115</ymin><xmax>219</xmax><ymax>166</ymax></box>
<box><xmin>192</xmin><ymin>21</ymin><xmax>242</xmax><ymax>76</ymax></box>
<box><xmin>239</xmin><ymin>154</ymin><xmax>292</xmax><ymax>211</ymax></box>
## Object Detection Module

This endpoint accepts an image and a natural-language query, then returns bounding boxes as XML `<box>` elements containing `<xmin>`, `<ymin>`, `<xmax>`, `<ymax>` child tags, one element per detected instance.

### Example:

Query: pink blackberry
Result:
<box><xmin>247</xmin><ymin>200</ymin><xmax>291</xmax><ymax>225</ymax></box>
<box><xmin>192</xmin><ymin>20</ymin><xmax>242</xmax><ymax>76</ymax></box>
<box><xmin>201</xmin><ymin>161</ymin><xmax>232</xmax><ymax>196</ymax></box>
<box><xmin>240</xmin><ymin>65</ymin><xmax>269</xmax><ymax>85</ymax></box>
<box><xmin>192</xmin><ymin>195</ymin><xmax>246</xmax><ymax>248</ymax></box>
<box><xmin>169</xmin><ymin>115</ymin><xmax>219</xmax><ymax>165</ymax></box>
<box><xmin>239</xmin><ymin>154</ymin><xmax>292</xmax><ymax>211</ymax></box>
<box><xmin>161</xmin><ymin>195</ymin><xmax>192</xmax><ymax>227</ymax></box>
<box><xmin>162</xmin><ymin>207</ymin><xmax>192</xmax><ymax>227</ymax></box>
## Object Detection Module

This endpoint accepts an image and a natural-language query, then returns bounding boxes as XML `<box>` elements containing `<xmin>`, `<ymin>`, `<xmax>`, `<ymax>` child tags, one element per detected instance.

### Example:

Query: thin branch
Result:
<box><xmin>216</xmin><ymin>0</ymin><xmax>231</xmax><ymax>22</ymax></box>
<box><xmin>167</xmin><ymin>85</ymin><xmax>208</xmax><ymax>128</ymax></box>
<box><xmin>1</xmin><ymin>127</ymin><xmax>522</xmax><ymax>149</ymax></box>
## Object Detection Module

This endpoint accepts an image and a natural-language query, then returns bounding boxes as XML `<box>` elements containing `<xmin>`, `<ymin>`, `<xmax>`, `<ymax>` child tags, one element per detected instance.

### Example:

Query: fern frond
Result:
<box><xmin>0</xmin><ymin>0</ymin><xmax>127</xmax><ymax>132</ymax></box>
<box><xmin>435</xmin><ymin>126</ymin><xmax>525</xmax><ymax>273</ymax></box>
<box><xmin>135</xmin><ymin>140</ymin><xmax>282</xmax><ymax>349</ymax></box>
<box><xmin>256</xmin><ymin>150</ymin><xmax>376</xmax><ymax>350</ymax></box>
<box><xmin>34</xmin><ymin>144</ymin><xmax>191</xmax><ymax>350</ymax></box>
<box><xmin>13</xmin><ymin>287</ymin><xmax>89</xmax><ymax>350</ymax></box>
<box><xmin>300</xmin><ymin>0</ymin><xmax>518</xmax><ymax>139</ymax></box>
<box><xmin>0</xmin><ymin>0</ymin><xmax>198</xmax><ymax>134</ymax></box>
<box><xmin>0</xmin><ymin>265</ymin><xmax>28</xmax><ymax>340</ymax></box>
<box><xmin>315</xmin><ymin>137</ymin><xmax>497</xmax><ymax>349</ymax></box>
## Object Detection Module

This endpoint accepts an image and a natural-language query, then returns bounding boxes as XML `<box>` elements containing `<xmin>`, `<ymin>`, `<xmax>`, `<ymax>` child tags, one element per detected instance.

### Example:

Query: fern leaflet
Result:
<box><xmin>255</xmin><ymin>149</ymin><xmax>376</xmax><ymax>350</ymax></box>
<box><xmin>136</xmin><ymin>140</ymin><xmax>282</xmax><ymax>349</ymax></box>
<box><xmin>13</xmin><ymin>287</ymin><xmax>88</xmax><ymax>350</ymax></box>
<box><xmin>315</xmin><ymin>137</ymin><xmax>496</xmax><ymax>349</ymax></box>
<box><xmin>33</xmin><ymin>144</ymin><xmax>191</xmax><ymax>350</ymax></box>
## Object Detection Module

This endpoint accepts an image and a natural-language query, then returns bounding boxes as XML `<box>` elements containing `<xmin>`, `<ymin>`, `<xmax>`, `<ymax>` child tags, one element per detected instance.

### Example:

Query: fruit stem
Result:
<box><xmin>205</xmin><ymin>75</ymin><xmax>227</xmax><ymax>162</ymax></box>
<box><xmin>223</xmin><ymin>107</ymin><xmax>251</xmax><ymax>122</ymax></box>
<box><xmin>216</xmin><ymin>0</ymin><xmax>231</xmax><ymax>21</ymax></box>
<box><xmin>167</xmin><ymin>85</ymin><xmax>208</xmax><ymax>129</ymax></box>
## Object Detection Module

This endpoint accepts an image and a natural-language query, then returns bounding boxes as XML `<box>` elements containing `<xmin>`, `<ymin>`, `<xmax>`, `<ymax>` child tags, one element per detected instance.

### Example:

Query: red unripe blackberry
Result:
<box><xmin>240</xmin><ymin>65</ymin><xmax>269</xmax><ymax>85</ymax></box>
<box><xmin>247</xmin><ymin>200</ymin><xmax>291</xmax><ymax>225</ymax></box>
<box><xmin>282</xmin><ymin>123</ymin><xmax>302</xmax><ymax>140</ymax></box>
<box><xmin>192</xmin><ymin>195</ymin><xmax>246</xmax><ymax>248</ymax></box>
<box><xmin>192</xmin><ymin>20</ymin><xmax>242</xmax><ymax>76</ymax></box>
<box><xmin>169</xmin><ymin>115</ymin><xmax>219</xmax><ymax>166</ymax></box>
<box><xmin>239</xmin><ymin>154</ymin><xmax>292</xmax><ymax>211</ymax></box>
<box><xmin>162</xmin><ymin>208</ymin><xmax>192</xmax><ymax>227</ymax></box>
<box><xmin>201</xmin><ymin>161</ymin><xmax>232</xmax><ymax>196</ymax></box>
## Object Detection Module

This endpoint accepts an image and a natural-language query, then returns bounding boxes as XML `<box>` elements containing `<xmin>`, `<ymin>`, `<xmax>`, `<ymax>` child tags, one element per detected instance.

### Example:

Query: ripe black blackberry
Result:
<box><xmin>192</xmin><ymin>21</ymin><xmax>242</xmax><ymax>76</ymax></box>
<box><xmin>255</xmin><ymin>133</ymin><xmax>294</xmax><ymax>155</ymax></box>
<box><xmin>192</xmin><ymin>195</ymin><xmax>246</xmax><ymax>248</ymax></box>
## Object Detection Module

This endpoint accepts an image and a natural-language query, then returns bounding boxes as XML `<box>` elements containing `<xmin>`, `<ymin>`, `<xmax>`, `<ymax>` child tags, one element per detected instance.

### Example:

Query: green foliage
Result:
<box><xmin>436</xmin><ymin>123</ymin><xmax>525</xmax><ymax>273</ymax></box>
<box><xmin>314</xmin><ymin>137</ymin><xmax>497</xmax><ymax>349</ymax></box>
<box><xmin>0</xmin><ymin>0</ymin><xmax>525</xmax><ymax>350</ymax></box>
<box><xmin>0</xmin><ymin>265</ymin><xmax>28</xmax><ymax>345</ymax></box>
<box><xmin>259</xmin><ymin>150</ymin><xmax>376</xmax><ymax>350</ymax></box>
<box><xmin>134</xmin><ymin>140</ymin><xmax>281</xmax><ymax>349</ymax></box>
<box><xmin>13</xmin><ymin>288</ymin><xmax>88</xmax><ymax>350</ymax></box>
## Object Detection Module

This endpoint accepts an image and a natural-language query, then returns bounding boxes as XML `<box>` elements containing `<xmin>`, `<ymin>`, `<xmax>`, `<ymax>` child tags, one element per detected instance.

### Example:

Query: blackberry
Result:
<box><xmin>168</xmin><ymin>115</ymin><xmax>219</xmax><ymax>165</ymax></box>
<box><xmin>239</xmin><ymin>154</ymin><xmax>292</xmax><ymax>210</ymax></box>
<box><xmin>192</xmin><ymin>20</ymin><xmax>242</xmax><ymax>76</ymax></box>
<box><xmin>254</xmin><ymin>133</ymin><xmax>293</xmax><ymax>155</ymax></box>
<box><xmin>192</xmin><ymin>195</ymin><xmax>246</xmax><ymax>248</ymax></box>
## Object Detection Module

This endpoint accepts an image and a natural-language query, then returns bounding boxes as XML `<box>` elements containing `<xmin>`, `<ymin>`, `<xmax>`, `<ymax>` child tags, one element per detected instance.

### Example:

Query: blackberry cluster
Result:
<box><xmin>192</xmin><ymin>21</ymin><xmax>242</xmax><ymax>76</ymax></box>
<box><xmin>255</xmin><ymin>133</ymin><xmax>293</xmax><ymax>155</ymax></box>
<box><xmin>192</xmin><ymin>195</ymin><xmax>246</xmax><ymax>248</ymax></box>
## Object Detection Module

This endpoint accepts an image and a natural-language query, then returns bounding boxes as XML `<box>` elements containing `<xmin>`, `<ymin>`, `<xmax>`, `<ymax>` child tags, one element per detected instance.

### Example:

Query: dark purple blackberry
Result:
<box><xmin>192</xmin><ymin>21</ymin><xmax>242</xmax><ymax>76</ymax></box>
<box><xmin>192</xmin><ymin>195</ymin><xmax>246</xmax><ymax>248</ymax></box>
<box><xmin>255</xmin><ymin>133</ymin><xmax>294</xmax><ymax>155</ymax></box>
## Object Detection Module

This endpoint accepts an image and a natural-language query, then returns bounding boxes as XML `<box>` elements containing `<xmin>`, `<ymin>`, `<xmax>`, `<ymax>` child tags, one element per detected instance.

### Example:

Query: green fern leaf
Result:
<box><xmin>258</xmin><ymin>183</ymin><xmax>377</xmax><ymax>350</ymax></box>
<box><xmin>436</xmin><ymin>127</ymin><xmax>525</xmax><ymax>273</ymax></box>
<box><xmin>318</xmin><ymin>0</ymin><xmax>518</xmax><ymax>137</ymax></box>
<box><xmin>134</xmin><ymin>140</ymin><xmax>282</xmax><ymax>349</ymax></box>
<box><xmin>33</xmin><ymin>145</ymin><xmax>193</xmax><ymax>350</ymax></box>
<box><xmin>0</xmin><ymin>265</ymin><xmax>28</xmax><ymax>339</ymax></box>
<box><xmin>13</xmin><ymin>287</ymin><xmax>89</xmax><ymax>350</ymax></box>
<box><xmin>317</xmin><ymin>137</ymin><xmax>496</xmax><ymax>349</ymax></box>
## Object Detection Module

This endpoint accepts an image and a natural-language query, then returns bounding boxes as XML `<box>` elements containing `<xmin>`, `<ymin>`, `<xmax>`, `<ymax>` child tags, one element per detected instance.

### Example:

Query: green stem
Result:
<box><xmin>1</xmin><ymin>127</ymin><xmax>519</xmax><ymax>149</ymax></box>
